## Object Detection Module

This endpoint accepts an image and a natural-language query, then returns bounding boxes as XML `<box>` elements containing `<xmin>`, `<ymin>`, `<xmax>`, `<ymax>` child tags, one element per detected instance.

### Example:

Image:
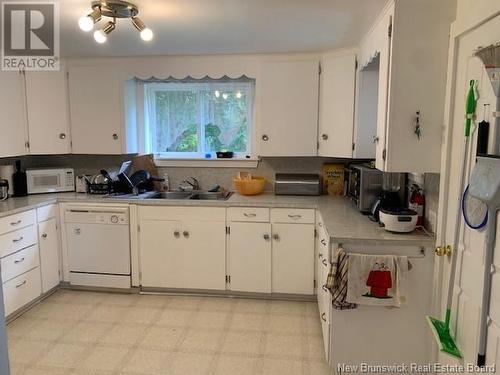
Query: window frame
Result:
<box><xmin>142</xmin><ymin>80</ymin><xmax>255</xmax><ymax>160</ymax></box>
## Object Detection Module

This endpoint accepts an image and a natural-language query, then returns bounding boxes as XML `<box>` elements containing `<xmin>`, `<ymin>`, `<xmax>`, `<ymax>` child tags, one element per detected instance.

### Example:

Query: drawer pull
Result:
<box><xmin>183</xmin><ymin>231</ymin><xmax>190</xmax><ymax>238</ymax></box>
<box><xmin>263</xmin><ymin>234</ymin><xmax>270</xmax><ymax>241</ymax></box>
<box><xmin>321</xmin><ymin>312</ymin><xmax>327</xmax><ymax>322</ymax></box>
<box><xmin>41</xmin><ymin>233</ymin><xmax>48</xmax><ymax>238</ymax></box>
<box><xmin>12</xmin><ymin>236</ymin><xmax>24</xmax><ymax>243</ymax></box>
<box><xmin>322</xmin><ymin>259</ymin><xmax>328</xmax><ymax>267</ymax></box>
<box><xmin>10</xmin><ymin>220</ymin><xmax>22</xmax><ymax>226</ymax></box>
<box><xmin>243</xmin><ymin>213</ymin><xmax>257</xmax><ymax>218</ymax></box>
<box><xmin>272</xmin><ymin>233</ymin><xmax>280</xmax><ymax>241</ymax></box>
<box><xmin>322</xmin><ymin>285</ymin><xmax>328</xmax><ymax>292</ymax></box>
<box><xmin>318</xmin><ymin>253</ymin><xmax>323</xmax><ymax>259</ymax></box>
<box><xmin>321</xmin><ymin>239</ymin><xmax>327</xmax><ymax>246</ymax></box>
<box><xmin>288</xmin><ymin>214</ymin><xmax>302</xmax><ymax>219</ymax></box>
<box><xmin>173</xmin><ymin>230</ymin><xmax>180</xmax><ymax>238</ymax></box>
<box><xmin>15</xmin><ymin>280</ymin><xmax>27</xmax><ymax>288</ymax></box>
<box><xmin>14</xmin><ymin>258</ymin><xmax>25</xmax><ymax>264</ymax></box>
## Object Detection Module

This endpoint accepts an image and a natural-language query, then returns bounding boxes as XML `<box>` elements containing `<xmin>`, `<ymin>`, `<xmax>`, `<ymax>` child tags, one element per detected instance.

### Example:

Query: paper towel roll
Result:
<box><xmin>0</xmin><ymin>165</ymin><xmax>15</xmax><ymax>196</ymax></box>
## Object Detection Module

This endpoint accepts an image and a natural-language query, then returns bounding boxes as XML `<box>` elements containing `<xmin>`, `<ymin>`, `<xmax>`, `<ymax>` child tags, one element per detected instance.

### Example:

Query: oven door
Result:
<box><xmin>347</xmin><ymin>167</ymin><xmax>360</xmax><ymax>201</ymax></box>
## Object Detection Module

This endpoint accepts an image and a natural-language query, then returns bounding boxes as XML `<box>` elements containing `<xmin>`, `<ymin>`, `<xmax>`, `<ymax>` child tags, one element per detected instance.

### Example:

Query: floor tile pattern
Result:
<box><xmin>7</xmin><ymin>290</ymin><xmax>332</xmax><ymax>375</ymax></box>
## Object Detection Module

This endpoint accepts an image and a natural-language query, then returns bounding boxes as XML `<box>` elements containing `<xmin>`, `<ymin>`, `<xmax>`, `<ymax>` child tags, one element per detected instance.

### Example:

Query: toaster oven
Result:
<box><xmin>346</xmin><ymin>165</ymin><xmax>383</xmax><ymax>212</ymax></box>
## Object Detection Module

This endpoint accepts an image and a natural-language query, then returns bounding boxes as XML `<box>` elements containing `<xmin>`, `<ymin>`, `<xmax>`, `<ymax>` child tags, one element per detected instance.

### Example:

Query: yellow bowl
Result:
<box><xmin>233</xmin><ymin>176</ymin><xmax>266</xmax><ymax>196</ymax></box>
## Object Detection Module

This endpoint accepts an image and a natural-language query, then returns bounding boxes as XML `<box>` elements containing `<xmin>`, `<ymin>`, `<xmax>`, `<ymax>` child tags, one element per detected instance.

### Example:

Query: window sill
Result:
<box><xmin>154</xmin><ymin>158</ymin><xmax>260</xmax><ymax>168</ymax></box>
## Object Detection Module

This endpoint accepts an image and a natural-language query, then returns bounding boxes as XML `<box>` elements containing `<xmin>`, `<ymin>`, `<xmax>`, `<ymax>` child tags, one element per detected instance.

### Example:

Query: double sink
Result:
<box><xmin>148</xmin><ymin>190</ymin><xmax>233</xmax><ymax>201</ymax></box>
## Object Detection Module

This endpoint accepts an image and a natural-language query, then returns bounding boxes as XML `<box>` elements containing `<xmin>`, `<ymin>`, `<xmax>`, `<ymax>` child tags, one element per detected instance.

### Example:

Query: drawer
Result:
<box><xmin>0</xmin><ymin>210</ymin><xmax>36</xmax><ymax>236</ymax></box>
<box><xmin>0</xmin><ymin>225</ymin><xmax>38</xmax><ymax>258</ymax></box>
<box><xmin>3</xmin><ymin>267</ymin><xmax>41</xmax><ymax>317</ymax></box>
<box><xmin>37</xmin><ymin>204</ymin><xmax>58</xmax><ymax>222</ymax></box>
<box><xmin>270</xmin><ymin>208</ymin><xmax>315</xmax><ymax>224</ymax></box>
<box><xmin>1</xmin><ymin>245</ymin><xmax>40</xmax><ymax>283</ymax></box>
<box><xmin>227</xmin><ymin>207</ymin><xmax>270</xmax><ymax>222</ymax></box>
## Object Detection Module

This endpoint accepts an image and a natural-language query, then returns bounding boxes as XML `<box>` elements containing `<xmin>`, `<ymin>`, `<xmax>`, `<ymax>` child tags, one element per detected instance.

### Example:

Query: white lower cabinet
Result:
<box><xmin>228</xmin><ymin>222</ymin><xmax>272</xmax><ymax>293</ymax></box>
<box><xmin>271</xmin><ymin>223</ymin><xmax>314</xmax><ymax>294</ymax></box>
<box><xmin>38</xmin><ymin>217</ymin><xmax>60</xmax><ymax>293</ymax></box>
<box><xmin>227</xmin><ymin>208</ymin><xmax>315</xmax><ymax>295</ymax></box>
<box><xmin>1</xmin><ymin>209</ymin><xmax>42</xmax><ymax>317</ymax></box>
<box><xmin>138</xmin><ymin>207</ymin><xmax>226</xmax><ymax>291</ymax></box>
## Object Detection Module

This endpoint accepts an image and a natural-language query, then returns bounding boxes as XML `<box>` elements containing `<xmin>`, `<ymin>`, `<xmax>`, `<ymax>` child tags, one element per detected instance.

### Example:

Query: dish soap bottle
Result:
<box><xmin>12</xmin><ymin>160</ymin><xmax>28</xmax><ymax>197</ymax></box>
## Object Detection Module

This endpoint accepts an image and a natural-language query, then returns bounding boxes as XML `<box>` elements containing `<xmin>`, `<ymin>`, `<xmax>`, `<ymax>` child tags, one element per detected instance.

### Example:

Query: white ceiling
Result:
<box><xmin>60</xmin><ymin>0</ymin><xmax>387</xmax><ymax>58</ymax></box>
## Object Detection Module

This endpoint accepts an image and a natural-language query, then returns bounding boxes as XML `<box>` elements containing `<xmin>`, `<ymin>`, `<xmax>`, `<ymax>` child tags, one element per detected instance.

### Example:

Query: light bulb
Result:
<box><xmin>214</xmin><ymin>90</ymin><xmax>220</xmax><ymax>98</ymax></box>
<box><xmin>94</xmin><ymin>30</ymin><xmax>107</xmax><ymax>44</ymax></box>
<box><xmin>236</xmin><ymin>91</ymin><xmax>242</xmax><ymax>99</ymax></box>
<box><xmin>78</xmin><ymin>15</ymin><xmax>94</xmax><ymax>32</ymax></box>
<box><xmin>222</xmin><ymin>93</ymin><xmax>229</xmax><ymax>100</ymax></box>
<box><xmin>140</xmin><ymin>28</ymin><xmax>154</xmax><ymax>41</ymax></box>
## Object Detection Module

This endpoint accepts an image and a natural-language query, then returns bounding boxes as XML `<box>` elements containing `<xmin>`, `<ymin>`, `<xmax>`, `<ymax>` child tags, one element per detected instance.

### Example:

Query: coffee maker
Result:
<box><xmin>370</xmin><ymin>172</ymin><xmax>406</xmax><ymax>221</ymax></box>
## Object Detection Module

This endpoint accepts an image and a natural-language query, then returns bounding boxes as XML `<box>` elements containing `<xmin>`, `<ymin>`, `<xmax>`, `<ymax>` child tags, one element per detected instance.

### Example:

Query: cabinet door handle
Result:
<box><xmin>112</xmin><ymin>133</ymin><xmax>119</xmax><ymax>140</ymax></box>
<box><xmin>173</xmin><ymin>230</ymin><xmax>180</xmax><ymax>238</ymax></box>
<box><xmin>183</xmin><ymin>231</ymin><xmax>189</xmax><ymax>238</ymax></box>
<box><xmin>243</xmin><ymin>213</ymin><xmax>257</xmax><ymax>218</ymax></box>
<box><xmin>261</xmin><ymin>134</ymin><xmax>269</xmax><ymax>142</ymax></box>
<box><xmin>15</xmin><ymin>280</ymin><xmax>27</xmax><ymax>288</ymax></box>
<box><xmin>59</xmin><ymin>133</ymin><xmax>66</xmax><ymax>140</ymax></box>
<box><xmin>321</xmin><ymin>134</ymin><xmax>328</xmax><ymax>141</ymax></box>
<box><xmin>318</xmin><ymin>253</ymin><xmax>323</xmax><ymax>259</ymax></box>
<box><xmin>372</xmin><ymin>135</ymin><xmax>379</xmax><ymax>143</ymax></box>
<box><xmin>263</xmin><ymin>234</ymin><xmax>270</xmax><ymax>241</ymax></box>
<box><xmin>41</xmin><ymin>233</ymin><xmax>48</xmax><ymax>239</ymax></box>
<box><xmin>10</xmin><ymin>220</ymin><xmax>22</xmax><ymax>226</ymax></box>
<box><xmin>322</xmin><ymin>259</ymin><xmax>328</xmax><ymax>267</ymax></box>
<box><xmin>14</xmin><ymin>257</ymin><xmax>25</xmax><ymax>264</ymax></box>
<box><xmin>321</xmin><ymin>239</ymin><xmax>327</xmax><ymax>246</ymax></box>
<box><xmin>12</xmin><ymin>236</ymin><xmax>24</xmax><ymax>243</ymax></box>
<box><xmin>272</xmin><ymin>234</ymin><xmax>280</xmax><ymax>241</ymax></box>
<box><xmin>322</xmin><ymin>285</ymin><xmax>328</xmax><ymax>292</ymax></box>
<box><xmin>321</xmin><ymin>312</ymin><xmax>327</xmax><ymax>322</ymax></box>
<box><xmin>288</xmin><ymin>214</ymin><xmax>302</xmax><ymax>219</ymax></box>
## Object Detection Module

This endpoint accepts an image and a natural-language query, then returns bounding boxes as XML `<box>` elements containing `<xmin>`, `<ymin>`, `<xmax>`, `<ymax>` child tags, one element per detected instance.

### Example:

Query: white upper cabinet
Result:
<box><xmin>259</xmin><ymin>60</ymin><xmax>319</xmax><ymax>157</ymax></box>
<box><xmin>318</xmin><ymin>51</ymin><xmax>356</xmax><ymax>158</ymax></box>
<box><xmin>358</xmin><ymin>0</ymin><xmax>455</xmax><ymax>172</ymax></box>
<box><xmin>25</xmin><ymin>70</ymin><xmax>71</xmax><ymax>154</ymax></box>
<box><xmin>0</xmin><ymin>71</ymin><xmax>27</xmax><ymax>157</ymax></box>
<box><xmin>68</xmin><ymin>66</ymin><xmax>124</xmax><ymax>154</ymax></box>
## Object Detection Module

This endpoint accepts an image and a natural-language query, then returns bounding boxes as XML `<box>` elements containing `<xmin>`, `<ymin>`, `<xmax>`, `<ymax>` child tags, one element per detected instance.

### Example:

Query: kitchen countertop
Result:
<box><xmin>0</xmin><ymin>192</ymin><xmax>435</xmax><ymax>246</ymax></box>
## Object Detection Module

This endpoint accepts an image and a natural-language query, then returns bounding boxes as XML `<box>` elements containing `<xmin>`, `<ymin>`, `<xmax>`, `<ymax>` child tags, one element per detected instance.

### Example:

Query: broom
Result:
<box><xmin>425</xmin><ymin>80</ymin><xmax>478</xmax><ymax>360</ymax></box>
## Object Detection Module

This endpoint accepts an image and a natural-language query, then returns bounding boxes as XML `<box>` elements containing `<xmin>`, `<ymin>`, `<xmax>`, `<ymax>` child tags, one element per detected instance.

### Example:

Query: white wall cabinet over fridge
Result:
<box><xmin>68</xmin><ymin>66</ymin><xmax>124</xmax><ymax>154</ymax></box>
<box><xmin>0</xmin><ymin>71</ymin><xmax>27</xmax><ymax>158</ymax></box>
<box><xmin>357</xmin><ymin>0</ymin><xmax>455</xmax><ymax>172</ymax></box>
<box><xmin>318</xmin><ymin>51</ymin><xmax>357</xmax><ymax>158</ymax></box>
<box><xmin>25</xmin><ymin>70</ymin><xmax>71</xmax><ymax>154</ymax></box>
<box><xmin>259</xmin><ymin>60</ymin><xmax>319</xmax><ymax>157</ymax></box>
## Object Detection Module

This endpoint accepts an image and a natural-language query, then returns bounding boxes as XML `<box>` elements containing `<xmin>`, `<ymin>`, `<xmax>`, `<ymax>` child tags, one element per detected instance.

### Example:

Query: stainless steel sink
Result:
<box><xmin>189</xmin><ymin>192</ymin><xmax>232</xmax><ymax>200</ymax></box>
<box><xmin>150</xmin><ymin>191</ymin><xmax>192</xmax><ymax>199</ymax></box>
<box><xmin>147</xmin><ymin>191</ymin><xmax>232</xmax><ymax>200</ymax></box>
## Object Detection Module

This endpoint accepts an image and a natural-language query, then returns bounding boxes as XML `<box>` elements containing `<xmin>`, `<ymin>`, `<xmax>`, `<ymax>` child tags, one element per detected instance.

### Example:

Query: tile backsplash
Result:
<box><xmin>0</xmin><ymin>154</ymin><xmax>440</xmax><ymax>233</ymax></box>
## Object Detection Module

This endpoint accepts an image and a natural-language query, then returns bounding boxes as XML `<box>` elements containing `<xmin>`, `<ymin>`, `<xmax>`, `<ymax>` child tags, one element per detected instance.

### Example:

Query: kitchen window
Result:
<box><xmin>140</xmin><ymin>78</ymin><xmax>255</xmax><ymax>161</ymax></box>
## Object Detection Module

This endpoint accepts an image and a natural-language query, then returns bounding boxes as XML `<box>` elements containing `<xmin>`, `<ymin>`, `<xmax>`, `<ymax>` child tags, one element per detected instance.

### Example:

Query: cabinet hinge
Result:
<box><xmin>382</xmin><ymin>149</ymin><xmax>387</xmax><ymax>161</ymax></box>
<box><xmin>318</xmin><ymin>63</ymin><xmax>322</xmax><ymax>75</ymax></box>
<box><xmin>226</xmin><ymin>226</ymin><xmax>230</xmax><ymax>235</ymax></box>
<box><xmin>355</xmin><ymin>59</ymin><xmax>358</xmax><ymax>69</ymax></box>
<box><xmin>317</xmin><ymin>141</ymin><xmax>320</xmax><ymax>150</ymax></box>
<box><xmin>25</xmin><ymin>141</ymin><xmax>30</xmax><ymax>149</ymax></box>
<box><xmin>313</xmin><ymin>279</ymin><xmax>317</xmax><ymax>288</ymax></box>
<box><xmin>388</xmin><ymin>23</ymin><xmax>392</xmax><ymax>38</ymax></box>
<box><xmin>352</xmin><ymin>142</ymin><xmax>355</xmax><ymax>151</ymax></box>
<box><xmin>225</xmin><ymin>275</ymin><xmax>231</xmax><ymax>284</ymax></box>
<box><xmin>137</xmin><ymin>225</ymin><xmax>141</xmax><ymax>232</ymax></box>
<box><xmin>314</xmin><ymin>229</ymin><xmax>318</xmax><ymax>238</ymax></box>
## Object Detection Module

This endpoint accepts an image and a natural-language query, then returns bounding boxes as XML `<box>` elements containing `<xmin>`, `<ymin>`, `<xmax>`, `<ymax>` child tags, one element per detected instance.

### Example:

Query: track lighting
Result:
<box><xmin>93</xmin><ymin>21</ymin><xmax>116</xmax><ymax>44</ymax></box>
<box><xmin>79</xmin><ymin>1</ymin><xmax>153</xmax><ymax>44</ymax></box>
<box><xmin>132</xmin><ymin>17</ymin><xmax>154</xmax><ymax>42</ymax></box>
<box><xmin>78</xmin><ymin>8</ymin><xmax>101</xmax><ymax>32</ymax></box>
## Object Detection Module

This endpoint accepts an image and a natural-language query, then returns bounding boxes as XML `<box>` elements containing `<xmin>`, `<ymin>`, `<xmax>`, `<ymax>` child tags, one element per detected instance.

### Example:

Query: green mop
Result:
<box><xmin>426</xmin><ymin>80</ymin><xmax>477</xmax><ymax>359</ymax></box>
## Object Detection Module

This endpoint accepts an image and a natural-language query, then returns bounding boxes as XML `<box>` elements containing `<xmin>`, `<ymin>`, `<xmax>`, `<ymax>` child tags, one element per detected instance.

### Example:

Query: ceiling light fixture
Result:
<box><xmin>79</xmin><ymin>0</ymin><xmax>154</xmax><ymax>43</ymax></box>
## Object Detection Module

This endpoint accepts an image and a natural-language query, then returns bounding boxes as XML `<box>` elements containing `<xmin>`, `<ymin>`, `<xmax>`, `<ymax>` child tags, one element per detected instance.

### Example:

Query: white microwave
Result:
<box><xmin>26</xmin><ymin>168</ymin><xmax>75</xmax><ymax>194</ymax></box>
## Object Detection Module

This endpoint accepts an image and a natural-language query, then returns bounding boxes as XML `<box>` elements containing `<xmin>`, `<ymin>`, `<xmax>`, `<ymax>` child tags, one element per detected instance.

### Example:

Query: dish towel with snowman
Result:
<box><xmin>346</xmin><ymin>253</ymin><xmax>409</xmax><ymax>307</ymax></box>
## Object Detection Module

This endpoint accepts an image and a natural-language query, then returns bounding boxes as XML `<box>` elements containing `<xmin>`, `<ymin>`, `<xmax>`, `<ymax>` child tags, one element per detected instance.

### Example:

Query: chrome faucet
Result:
<box><xmin>179</xmin><ymin>177</ymin><xmax>200</xmax><ymax>191</ymax></box>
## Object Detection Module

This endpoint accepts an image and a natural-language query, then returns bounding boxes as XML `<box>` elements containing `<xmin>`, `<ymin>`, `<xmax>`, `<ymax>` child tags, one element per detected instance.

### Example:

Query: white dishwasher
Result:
<box><xmin>65</xmin><ymin>205</ymin><xmax>131</xmax><ymax>289</ymax></box>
